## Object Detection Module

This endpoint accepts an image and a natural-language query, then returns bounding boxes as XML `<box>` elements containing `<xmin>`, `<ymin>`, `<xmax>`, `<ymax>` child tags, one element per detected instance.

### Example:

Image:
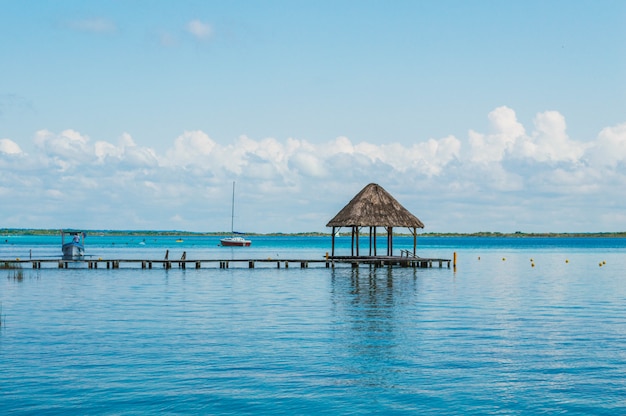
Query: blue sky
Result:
<box><xmin>1</xmin><ymin>1</ymin><xmax>625</xmax><ymax>233</ymax></box>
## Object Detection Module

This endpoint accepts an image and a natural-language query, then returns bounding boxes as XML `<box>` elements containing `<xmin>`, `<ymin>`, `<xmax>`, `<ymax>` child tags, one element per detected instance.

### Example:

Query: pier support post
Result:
<box><xmin>249</xmin><ymin>261</ymin><xmax>254</xmax><ymax>268</ymax></box>
<box><xmin>196</xmin><ymin>261</ymin><xmax>201</xmax><ymax>269</ymax></box>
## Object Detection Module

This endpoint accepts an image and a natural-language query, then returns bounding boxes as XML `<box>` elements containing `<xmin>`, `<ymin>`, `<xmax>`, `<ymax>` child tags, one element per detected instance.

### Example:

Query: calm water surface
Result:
<box><xmin>1</xmin><ymin>236</ymin><xmax>626</xmax><ymax>414</ymax></box>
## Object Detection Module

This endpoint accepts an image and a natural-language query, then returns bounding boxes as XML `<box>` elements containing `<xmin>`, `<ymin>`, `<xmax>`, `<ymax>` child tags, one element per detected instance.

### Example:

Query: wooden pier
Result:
<box><xmin>4</xmin><ymin>252</ymin><xmax>451</xmax><ymax>270</ymax></box>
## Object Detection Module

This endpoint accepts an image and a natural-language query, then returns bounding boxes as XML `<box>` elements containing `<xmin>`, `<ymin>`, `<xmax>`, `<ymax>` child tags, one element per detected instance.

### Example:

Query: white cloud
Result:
<box><xmin>186</xmin><ymin>19</ymin><xmax>213</xmax><ymax>40</ymax></box>
<box><xmin>516</xmin><ymin>111</ymin><xmax>586</xmax><ymax>163</ymax></box>
<box><xmin>2</xmin><ymin>108</ymin><xmax>626</xmax><ymax>232</ymax></box>
<box><xmin>0</xmin><ymin>138</ymin><xmax>22</xmax><ymax>155</ymax></box>
<box><xmin>289</xmin><ymin>152</ymin><xmax>326</xmax><ymax>177</ymax></box>
<box><xmin>167</xmin><ymin>130</ymin><xmax>216</xmax><ymax>165</ymax></box>
<box><xmin>584</xmin><ymin>122</ymin><xmax>626</xmax><ymax>169</ymax></box>
<box><xmin>34</xmin><ymin>129</ymin><xmax>93</xmax><ymax>170</ymax></box>
<box><xmin>328</xmin><ymin>136</ymin><xmax>355</xmax><ymax>155</ymax></box>
<box><xmin>467</xmin><ymin>106</ymin><xmax>589</xmax><ymax>167</ymax></box>
<box><xmin>468</xmin><ymin>106</ymin><xmax>525</xmax><ymax>164</ymax></box>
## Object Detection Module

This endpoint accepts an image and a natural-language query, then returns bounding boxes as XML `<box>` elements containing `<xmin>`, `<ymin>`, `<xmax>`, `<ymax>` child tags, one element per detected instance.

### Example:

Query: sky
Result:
<box><xmin>1</xmin><ymin>0</ymin><xmax>625</xmax><ymax>234</ymax></box>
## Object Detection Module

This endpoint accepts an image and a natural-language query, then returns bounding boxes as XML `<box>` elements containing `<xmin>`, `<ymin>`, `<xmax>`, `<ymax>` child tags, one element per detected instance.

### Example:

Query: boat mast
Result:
<box><xmin>230</xmin><ymin>181</ymin><xmax>235</xmax><ymax>233</ymax></box>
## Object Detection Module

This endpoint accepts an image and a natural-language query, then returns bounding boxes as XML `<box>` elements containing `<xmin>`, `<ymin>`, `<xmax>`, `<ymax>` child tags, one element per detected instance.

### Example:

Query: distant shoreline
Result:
<box><xmin>2</xmin><ymin>229</ymin><xmax>626</xmax><ymax>238</ymax></box>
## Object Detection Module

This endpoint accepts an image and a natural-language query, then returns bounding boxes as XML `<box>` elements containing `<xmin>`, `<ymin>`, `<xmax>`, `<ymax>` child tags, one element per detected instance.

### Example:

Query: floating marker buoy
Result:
<box><xmin>565</xmin><ymin>259</ymin><xmax>569</xmax><ymax>263</ymax></box>
<box><xmin>478</xmin><ymin>256</ymin><xmax>480</xmax><ymax>260</ymax></box>
<box><xmin>599</xmin><ymin>262</ymin><xmax>603</xmax><ymax>267</ymax></box>
<box><xmin>531</xmin><ymin>263</ymin><xmax>535</xmax><ymax>267</ymax></box>
<box><xmin>502</xmin><ymin>258</ymin><xmax>506</xmax><ymax>261</ymax></box>
<box><xmin>530</xmin><ymin>258</ymin><xmax>533</xmax><ymax>262</ymax></box>
<box><xmin>603</xmin><ymin>261</ymin><xmax>606</xmax><ymax>265</ymax></box>
<box><xmin>16</xmin><ymin>258</ymin><xmax>20</xmax><ymax>261</ymax></box>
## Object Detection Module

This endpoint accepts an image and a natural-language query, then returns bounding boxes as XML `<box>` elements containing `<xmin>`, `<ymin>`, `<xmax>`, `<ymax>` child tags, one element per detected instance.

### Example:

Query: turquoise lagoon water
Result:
<box><xmin>1</xmin><ymin>235</ymin><xmax>626</xmax><ymax>414</ymax></box>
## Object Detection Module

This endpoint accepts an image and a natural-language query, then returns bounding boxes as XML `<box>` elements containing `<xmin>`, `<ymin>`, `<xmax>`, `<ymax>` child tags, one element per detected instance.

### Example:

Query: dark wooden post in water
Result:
<box><xmin>373</xmin><ymin>226</ymin><xmax>377</xmax><ymax>256</ymax></box>
<box><xmin>350</xmin><ymin>227</ymin><xmax>355</xmax><ymax>256</ymax></box>
<box><xmin>385</xmin><ymin>226</ymin><xmax>393</xmax><ymax>256</ymax></box>
<box><xmin>356</xmin><ymin>226</ymin><xmax>360</xmax><ymax>256</ymax></box>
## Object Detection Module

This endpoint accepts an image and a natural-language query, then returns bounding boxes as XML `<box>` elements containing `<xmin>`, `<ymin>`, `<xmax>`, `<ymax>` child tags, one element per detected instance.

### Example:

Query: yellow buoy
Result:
<box><xmin>531</xmin><ymin>263</ymin><xmax>535</xmax><ymax>267</ymax></box>
<box><xmin>502</xmin><ymin>257</ymin><xmax>506</xmax><ymax>261</ymax></box>
<box><xmin>565</xmin><ymin>259</ymin><xmax>569</xmax><ymax>263</ymax></box>
<box><xmin>603</xmin><ymin>261</ymin><xmax>606</xmax><ymax>265</ymax></box>
<box><xmin>16</xmin><ymin>258</ymin><xmax>20</xmax><ymax>261</ymax></box>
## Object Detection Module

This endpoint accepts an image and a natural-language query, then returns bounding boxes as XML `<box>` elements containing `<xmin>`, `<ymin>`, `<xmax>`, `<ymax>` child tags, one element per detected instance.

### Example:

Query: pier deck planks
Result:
<box><xmin>3</xmin><ymin>255</ymin><xmax>451</xmax><ymax>270</ymax></box>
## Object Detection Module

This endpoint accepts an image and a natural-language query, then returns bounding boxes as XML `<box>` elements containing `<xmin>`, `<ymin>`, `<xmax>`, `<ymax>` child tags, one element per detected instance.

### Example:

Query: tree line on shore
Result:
<box><xmin>2</xmin><ymin>229</ymin><xmax>626</xmax><ymax>238</ymax></box>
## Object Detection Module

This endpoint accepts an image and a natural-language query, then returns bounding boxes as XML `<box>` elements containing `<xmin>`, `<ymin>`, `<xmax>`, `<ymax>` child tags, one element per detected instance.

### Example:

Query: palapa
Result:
<box><xmin>326</xmin><ymin>183</ymin><xmax>424</xmax><ymax>257</ymax></box>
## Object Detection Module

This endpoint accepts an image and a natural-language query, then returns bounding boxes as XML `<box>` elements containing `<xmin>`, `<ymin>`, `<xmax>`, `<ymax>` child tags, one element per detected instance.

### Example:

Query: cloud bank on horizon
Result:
<box><xmin>2</xmin><ymin>106</ymin><xmax>625</xmax><ymax>233</ymax></box>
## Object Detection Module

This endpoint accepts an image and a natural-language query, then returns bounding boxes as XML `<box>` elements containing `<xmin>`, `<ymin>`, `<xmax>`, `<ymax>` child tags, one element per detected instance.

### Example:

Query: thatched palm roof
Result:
<box><xmin>326</xmin><ymin>183</ymin><xmax>425</xmax><ymax>228</ymax></box>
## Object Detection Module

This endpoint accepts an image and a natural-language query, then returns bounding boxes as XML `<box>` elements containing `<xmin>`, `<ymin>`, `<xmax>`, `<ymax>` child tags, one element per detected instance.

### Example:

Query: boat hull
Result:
<box><xmin>220</xmin><ymin>237</ymin><xmax>251</xmax><ymax>247</ymax></box>
<box><xmin>62</xmin><ymin>242</ymin><xmax>85</xmax><ymax>258</ymax></box>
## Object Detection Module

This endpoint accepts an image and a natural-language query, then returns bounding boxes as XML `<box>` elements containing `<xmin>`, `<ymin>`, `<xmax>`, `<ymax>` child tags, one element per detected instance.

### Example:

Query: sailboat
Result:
<box><xmin>220</xmin><ymin>181</ymin><xmax>251</xmax><ymax>247</ymax></box>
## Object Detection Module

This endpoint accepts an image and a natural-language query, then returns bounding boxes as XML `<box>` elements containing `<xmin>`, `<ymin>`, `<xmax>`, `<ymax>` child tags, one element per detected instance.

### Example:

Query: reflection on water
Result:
<box><xmin>330</xmin><ymin>267</ymin><xmax>423</xmax><ymax>389</ymax></box>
